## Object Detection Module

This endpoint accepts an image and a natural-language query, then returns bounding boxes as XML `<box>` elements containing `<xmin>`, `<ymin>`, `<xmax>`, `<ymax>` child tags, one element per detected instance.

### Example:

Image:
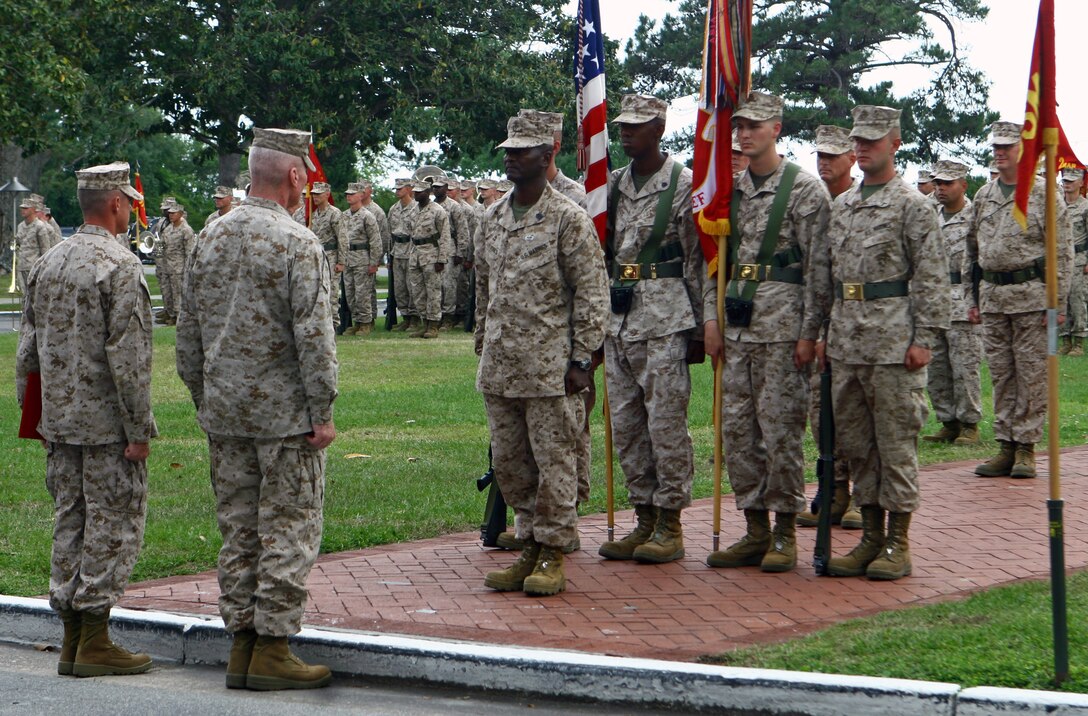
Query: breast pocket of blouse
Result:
<box><xmin>861</xmin><ymin>228</ymin><xmax>904</xmax><ymax>280</ymax></box>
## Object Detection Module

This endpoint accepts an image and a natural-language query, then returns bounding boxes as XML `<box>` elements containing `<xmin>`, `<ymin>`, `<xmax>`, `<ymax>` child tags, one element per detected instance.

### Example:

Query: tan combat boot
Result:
<box><xmin>797</xmin><ymin>481</ymin><xmax>850</xmax><ymax>527</ymax></box>
<box><xmin>922</xmin><ymin>420</ymin><xmax>960</xmax><ymax>443</ymax></box>
<box><xmin>392</xmin><ymin>315</ymin><xmax>411</xmax><ymax>332</ymax></box>
<box><xmin>408</xmin><ymin>316</ymin><xmax>426</xmax><ymax>337</ymax></box>
<box><xmin>1070</xmin><ymin>337</ymin><xmax>1085</xmax><ymax>357</ymax></box>
<box><xmin>633</xmin><ymin>508</ymin><xmax>685</xmax><ymax>563</ymax></box>
<box><xmin>72</xmin><ymin>609</ymin><xmax>152</xmax><ymax>677</ymax></box>
<box><xmin>246</xmin><ymin>636</ymin><xmax>332</xmax><ymax>690</ymax></box>
<box><xmin>225</xmin><ymin>629</ymin><xmax>257</xmax><ymax>689</ymax></box>
<box><xmin>599</xmin><ymin>504</ymin><xmax>657</xmax><ymax>560</ymax></box>
<box><xmin>494</xmin><ymin>531</ymin><xmax>525</xmax><ymax>550</ymax></box>
<box><xmin>706</xmin><ymin>509</ymin><xmax>770</xmax><ymax>568</ymax></box>
<box><xmin>760</xmin><ymin>513</ymin><xmax>797</xmax><ymax>573</ymax></box>
<box><xmin>975</xmin><ymin>440</ymin><xmax>1016</xmax><ymax>477</ymax></box>
<box><xmin>422</xmin><ymin>320</ymin><xmax>439</xmax><ymax>339</ymax></box>
<box><xmin>342</xmin><ymin>325</ymin><xmax>358</xmax><ymax>336</ymax></box>
<box><xmin>1059</xmin><ymin>335</ymin><xmax>1073</xmax><ymax>355</ymax></box>
<box><xmin>57</xmin><ymin>609</ymin><xmax>81</xmax><ymax>676</ymax></box>
<box><xmin>358</xmin><ymin>322</ymin><xmax>373</xmax><ymax>336</ymax></box>
<box><xmin>523</xmin><ymin>545</ymin><xmax>565</xmax><ymax>596</ymax></box>
<box><xmin>866</xmin><ymin>512</ymin><xmax>912</xmax><ymax>580</ymax></box>
<box><xmin>1010</xmin><ymin>442</ymin><xmax>1037</xmax><ymax>478</ymax></box>
<box><xmin>841</xmin><ymin>495</ymin><xmax>863</xmax><ymax>529</ymax></box>
<box><xmin>954</xmin><ymin>423</ymin><xmax>980</xmax><ymax>445</ymax></box>
<box><xmin>827</xmin><ymin>506</ymin><xmax>886</xmax><ymax>577</ymax></box>
<box><xmin>484</xmin><ymin>538</ymin><xmax>541</xmax><ymax>591</ymax></box>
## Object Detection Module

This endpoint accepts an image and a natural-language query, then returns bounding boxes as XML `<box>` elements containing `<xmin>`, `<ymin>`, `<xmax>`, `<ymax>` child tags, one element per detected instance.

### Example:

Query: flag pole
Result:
<box><xmin>1042</xmin><ymin>132</ymin><xmax>1069</xmax><ymax>686</ymax></box>
<box><xmin>602</xmin><ymin>364</ymin><xmax>615</xmax><ymax>542</ymax></box>
<box><xmin>712</xmin><ymin>237</ymin><xmax>726</xmax><ymax>551</ymax></box>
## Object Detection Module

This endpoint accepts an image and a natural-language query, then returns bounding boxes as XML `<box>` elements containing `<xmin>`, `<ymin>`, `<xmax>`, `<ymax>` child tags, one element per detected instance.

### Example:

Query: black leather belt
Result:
<box><xmin>611</xmin><ymin>261</ymin><xmax>684</xmax><ymax>281</ymax></box>
<box><xmin>981</xmin><ymin>263</ymin><xmax>1042</xmax><ymax>286</ymax></box>
<box><xmin>412</xmin><ymin>235</ymin><xmax>438</xmax><ymax>246</ymax></box>
<box><xmin>322</xmin><ymin>241</ymin><xmax>338</xmax><ymax>252</ymax></box>
<box><xmin>349</xmin><ymin>242</ymin><xmax>370</xmax><ymax>251</ymax></box>
<box><xmin>393</xmin><ymin>234</ymin><xmax>411</xmax><ymax>244</ymax></box>
<box><xmin>729</xmin><ymin>263</ymin><xmax>803</xmax><ymax>284</ymax></box>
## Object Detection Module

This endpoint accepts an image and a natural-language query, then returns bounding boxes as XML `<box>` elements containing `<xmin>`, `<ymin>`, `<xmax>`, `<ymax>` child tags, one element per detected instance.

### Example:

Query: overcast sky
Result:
<box><xmin>567</xmin><ymin>0</ymin><xmax>1088</xmax><ymax>178</ymax></box>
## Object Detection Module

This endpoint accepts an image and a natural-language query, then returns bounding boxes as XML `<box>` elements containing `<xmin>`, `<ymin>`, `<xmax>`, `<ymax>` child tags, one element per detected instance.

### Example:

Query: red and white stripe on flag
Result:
<box><xmin>575</xmin><ymin>0</ymin><xmax>608</xmax><ymax>246</ymax></box>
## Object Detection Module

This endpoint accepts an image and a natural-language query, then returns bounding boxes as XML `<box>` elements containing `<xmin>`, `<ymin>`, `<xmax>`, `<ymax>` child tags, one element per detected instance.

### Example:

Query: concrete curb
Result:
<box><xmin>1</xmin><ymin>596</ymin><xmax>1084</xmax><ymax>715</ymax></box>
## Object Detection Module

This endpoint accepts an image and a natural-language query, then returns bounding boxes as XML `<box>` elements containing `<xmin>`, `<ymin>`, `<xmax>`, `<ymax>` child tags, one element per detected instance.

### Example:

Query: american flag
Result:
<box><xmin>575</xmin><ymin>0</ymin><xmax>608</xmax><ymax>245</ymax></box>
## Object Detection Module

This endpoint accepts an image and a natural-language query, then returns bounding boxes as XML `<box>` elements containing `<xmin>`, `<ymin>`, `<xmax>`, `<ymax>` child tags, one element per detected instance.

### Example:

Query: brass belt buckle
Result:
<box><xmin>842</xmin><ymin>282</ymin><xmax>864</xmax><ymax>300</ymax></box>
<box><xmin>737</xmin><ymin>263</ymin><xmax>760</xmax><ymax>280</ymax></box>
<box><xmin>620</xmin><ymin>264</ymin><xmax>641</xmax><ymax>280</ymax></box>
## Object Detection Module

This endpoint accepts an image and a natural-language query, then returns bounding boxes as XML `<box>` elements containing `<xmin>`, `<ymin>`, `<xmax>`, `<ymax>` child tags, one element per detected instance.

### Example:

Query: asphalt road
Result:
<box><xmin>0</xmin><ymin>641</ymin><xmax>665</xmax><ymax>716</ymax></box>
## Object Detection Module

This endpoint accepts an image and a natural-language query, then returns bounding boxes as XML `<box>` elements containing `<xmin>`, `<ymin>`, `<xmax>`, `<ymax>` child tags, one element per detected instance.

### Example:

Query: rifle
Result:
<box><xmin>337</xmin><ymin>273</ymin><xmax>352</xmax><ymax>334</ymax></box>
<box><xmin>475</xmin><ymin>445</ymin><xmax>506</xmax><ymax>546</ymax></box>
<box><xmin>813</xmin><ymin>332</ymin><xmax>836</xmax><ymax>576</ymax></box>
<box><xmin>462</xmin><ymin>267</ymin><xmax>475</xmax><ymax>332</ymax></box>
<box><xmin>385</xmin><ymin>259</ymin><xmax>398</xmax><ymax>330</ymax></box>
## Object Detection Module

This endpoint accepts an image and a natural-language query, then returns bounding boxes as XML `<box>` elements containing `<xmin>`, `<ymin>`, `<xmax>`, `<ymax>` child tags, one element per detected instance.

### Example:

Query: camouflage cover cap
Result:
<box><xmin>497</xmin><ymin>179</ymin><xmax>513</xmax><ymax>192</ymax></box>
<box><xmin>612</xmin><ymin>94</ymin><xmax>668</xmax><ymax>124</ymax></box>
<box><xmin>477</xmin><ymin>179</ymin><xmax>496</xmax><ymax>190</ymax></box>
<box><xmin>394</xmin><ymin>177</ymin><xmax>412</xmax><ymax>189</ymax></box>
<box><xmin>733</xmin><ymin>91</ymin><xmax>784</xmax><ymax>122</ymax></box>
<box><xmin>989</xmin><ymin>121</ymin><xmax>1023</xmax><ymax>146</ymax></box>
<box><xmin>76</xmin><ymin>162</ymin><xmax>143</xmax><ymax>202</ymax></box>
<box><xmin>345</xmin><ymin>182</ymin><xmax>364</xmax><ymax>194</ymax></box>
<box><xmin>159</xmin><ymin>196</ymin><xmax>178</xmax><ymax>211</ymax></box>
<box><xmin>19</xmin><ymin>196</ymin><xmax>36</xmax><ymax>208</ymax></box>
<box><xmin>213</xmin><ymin>185</ymin><xmax>233</xmax><ymax>199</ymax></box>
<box><xmin>849</xmin><ymin>105</ymin><xmax>901</xmax><ymax>140</ymax></box>
<box><xmin>1062</xmin><ymin>167</ymin><xmax>1086</xmax><ymax>181</ymax></box>
<box><xmin>430</xmin><ymin>176</ymin><xmax>449</xmax><ymax>187</ymax></box>
<box><xmin>236</xmin><ymin>170</ymin><xmax>251</xmax><ymax>187</ymax></box>
<box><xmin>988</xmin><ymin>160</ymin><xmax>998</xmax><ymax>172</ymax></box>
<box><xmin>310</xmin><ymin>181</ymin><xmax>331</xmax><ymax>194</ymax></box>
<box><xmin>411</xmin><ymin>180</ymin><xmax>431</xmax><ymax>192</ymax></box>
<box><xmin>814</xmin><ymin>125</ymin><xmax>852</xmax><ymax>155</ymax></box>
<box><xmin>732</xmin><ymin>129</ymin><xmax>742</xmax><ymax>153</ymax></box>
<box><xmin>931</xmin><ymin>160</ymin><xmax>969</xmax><ymax>181</ymax></box>
<box><xmin>460</xmin><ymin>180</ymin><xmax>477</xmax><ymax>190</ymax></box>
<box><xmin>497</xmin><ymin>115</ymin><xmax>554</xmax><ymax>149</ymax></box>
<box><xmin>168</xmin><ymin>201</ymin><xmax>185</xmax><ymax>213</ymax></box>
<box><xmin>916</xmin><ymin>171</ymin><xmax>934</xmax><ymax>184</ymax></box>
<box><xmin>518</xmin><ymin>108</ymin><xmax>563</xmax><ymax>133</ymax></box>
<box><xmin>251</xmin><ymin>127</ymin><xmax>317</xmax><ymax>171</ymax></box>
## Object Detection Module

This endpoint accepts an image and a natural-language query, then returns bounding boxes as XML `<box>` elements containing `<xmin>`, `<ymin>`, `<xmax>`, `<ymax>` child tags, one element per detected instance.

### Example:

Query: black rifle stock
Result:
<box><xmin>813</xmin><ymin>348</ymin><xmax>835</xmax><ymax>575</ymax></box>
<box><xmin>385</xmin><ymin>259</ymin><xmax>398</xmax><ymax>330</ymax></box>
<box><xmin>476</xmin><ymin>445</ymin><xmax>506</xmax><ymax>546</ymax></box>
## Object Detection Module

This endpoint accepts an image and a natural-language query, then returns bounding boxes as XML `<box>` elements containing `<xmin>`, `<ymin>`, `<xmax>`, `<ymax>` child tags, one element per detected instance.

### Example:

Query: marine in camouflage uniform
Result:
<box><xmin>387</xmin><ymin>178</ymin><xmax>418</xmax><ymax>329</ymax></box>
<box><xmin>341</xmin><ymin>182</ymin><xmax>383</xmax><ymax>335</ymax></box>
<box><xmin>597</xmin><ymin>95</ymin><xmax>705</xmax><ymax>565</ymax></box>
<box><xmin>308</xmin><ymin>182</ymin><xmax>345</xmax><ymax>331</ymax></box>
<box><xmin>158</xmin><ymin>198</ymin><xmax>196</xmax><ymax>325</ymax></box>
<box><xmin>476</xmin><ymin>115</ymin><xmax>609</xmax><ymax>596</ymax></box>
<box><xmin>922</xmin><ymin>160</ymin><xmax>983</xmax><ymax>445</ymax></box>
<box><xmin>176</xmin><ymin>128</ymin><xmax>337</xmax><ymax>690</ymax></box>
<box><xmin>799</xmin><ymin>124</ymin><xmax>858</xmax><ymax>529</ymax></box>
<box><xmin>204</xmin><ymin>185</ymin><xmax>234</xmax><ymax>227</ymax></box>
<box><xmin>360</xmin><ymin>181</ymin><xmax>391</xmax><ymax>321</ymax></box>
<box><xmin>966</xmin><ymin>121</ymin><xmax>1073</xmax><ymax>479</ymax></box>
<box><xmin>433</xmin><ymin>177</ymin><xmax>471</xmax><ymax>327</ymax></box>
<box><xmin>15</xmin><ymin>196</ymin><xmax>55</xmax><ymax>294</ymax></box>
<box><xmin>407</xmin><ymin>181</ymin><xmax>453</xmax><ymax>337</ymax></box>
<box><xmin>1059</xmin><ymin>168</ymin><xmax>1088</xmax><ymax>356</ymax></box>
<box><xmin>809</xmin><ymin>106</ymin><xmax>950</xmax><ymax>581</ymax></box>
<box><xmin>702</xmin><ymin>92</ymin><xmax>831</xmax><ymax>573</ymax></box>
<box><xmin>16</xmin><ymin>162</ymin><xmax>156</xmax><ymax>677</ymax></box>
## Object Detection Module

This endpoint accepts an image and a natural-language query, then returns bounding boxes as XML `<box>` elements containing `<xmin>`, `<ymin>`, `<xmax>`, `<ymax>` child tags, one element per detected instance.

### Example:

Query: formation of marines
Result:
<box><xmin>13</xmin><ymin>85</ymin><xmax>1077</xmax><ymax>692</ymax></box>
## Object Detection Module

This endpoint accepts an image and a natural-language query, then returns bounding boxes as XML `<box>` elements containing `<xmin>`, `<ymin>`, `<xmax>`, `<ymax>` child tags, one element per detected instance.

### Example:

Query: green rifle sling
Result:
<box><xmin>726</xmin><ymin>161</ymin><xmax>802</xmax><ymax>303</ymax></box>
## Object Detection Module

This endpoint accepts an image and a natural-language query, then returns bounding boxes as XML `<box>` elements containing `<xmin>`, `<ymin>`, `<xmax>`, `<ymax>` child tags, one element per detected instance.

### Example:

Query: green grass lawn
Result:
<box><xmin>2</xmin><ymin>328</ymin><xmax>1087</xmax><ymax>690</ymax></box>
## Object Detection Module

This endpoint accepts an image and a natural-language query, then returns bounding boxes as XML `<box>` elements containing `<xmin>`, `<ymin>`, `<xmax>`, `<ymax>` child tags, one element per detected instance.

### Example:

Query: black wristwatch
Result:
<box><xmin>570</xmin><ymin>358</ymin><xmax>592</xmax><ymax>372</ymax></box>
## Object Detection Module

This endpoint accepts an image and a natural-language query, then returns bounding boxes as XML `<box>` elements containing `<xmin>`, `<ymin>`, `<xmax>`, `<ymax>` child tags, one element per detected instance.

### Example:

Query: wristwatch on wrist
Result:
<box><xmin>570</xmin><ymin>358</ymin><xmax>592</xmax><ymax>372</ymax></box>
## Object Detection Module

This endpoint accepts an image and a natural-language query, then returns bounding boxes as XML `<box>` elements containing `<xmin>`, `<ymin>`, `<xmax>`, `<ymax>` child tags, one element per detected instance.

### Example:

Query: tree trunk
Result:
<box><xmin>219</xmin><ymin>152</ymin><xmax>243</xmax><ymax>189</ymax></box>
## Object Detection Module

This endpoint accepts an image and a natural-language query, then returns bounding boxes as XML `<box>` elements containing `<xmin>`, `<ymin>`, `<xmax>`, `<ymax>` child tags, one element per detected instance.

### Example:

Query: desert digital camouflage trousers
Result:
<box><xmin>808</xmin><ymin>368</ymin><xmax>851</xmax><ymax>485</ymax></box>
<box><xmin>208</xmin><ymin>433</ymin><xmax>325</xmax><ymax>637</ymax></box>
<box><xmin>326</xmin><ymin>250</ymin><xmax>341</xmax><ymax>329</ymax></box>
<box><xmin>984</xmin><ymin>311</ymin><xmax>1048</xmax><ymax>444</ymax></box>
<box><xmin>393</xmin><ymin>257</ymin><xmax>415</xmax><ymax>317</ymax></box>
<box><xmin>832</xmin><ymin>363</ymin><xmax>928</xmax><ymax>513</ymax></box>
<box><xmin>604</xmin><ymin>332</ymin><xmax>694</xmax><ymax>510</ymax></box>
<box><xmin>1061</xmin><ymin>268</ymin><xmax>1087</xmax><ymax>338</ymax></box>
<box><xmin>46</xmin><ymin>441</ymin><xmax>147</xmax><ymax>613</ymax></box>
<box><xmin>721</xmin><ymin>340</ymin><xmax>808</xmax><ymax>513</ymax></box>
<box><xmin>441</xmin><ymin>262</ymin><xmax>463</xmax><ymax>317</ymax></box>
<box><xmin>343</xmin><ymin>265</ymin><xmax>376</xmax><ymax>325</ymax></box>
<box><xmin>927</xmin><ymin>322</ymin><xmax>983</xmax><ymax>425</ymax></box>
<box><xmin>483</xmin><ymin>393</ymin><xmax>583</xmax><ymax>547</ymax></box>
<box><xmin>157</xmin><ymin>268</ymin><xmax>177</xmax><ymax>318</ymax></box>
<box><xmin>408</xmin><ymin>263</ymin><xmax>442</xmax><ymax>321</ymax></box>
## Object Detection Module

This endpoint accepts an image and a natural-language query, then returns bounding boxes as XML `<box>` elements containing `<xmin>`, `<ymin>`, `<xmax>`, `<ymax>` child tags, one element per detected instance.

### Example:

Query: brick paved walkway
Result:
<box><xmin>120</xmin><ymin>449</ymin><xmax>1088</xmax><ymax>661</ymax></box>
